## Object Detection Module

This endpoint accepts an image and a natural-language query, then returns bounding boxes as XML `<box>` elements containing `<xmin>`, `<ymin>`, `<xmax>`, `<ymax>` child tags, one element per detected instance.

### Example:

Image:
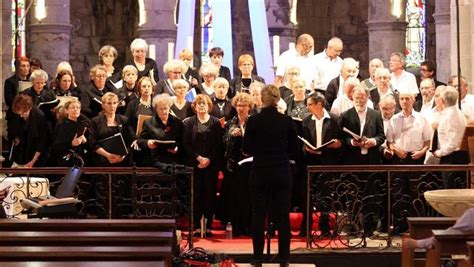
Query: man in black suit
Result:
<box><xmin>300</xmin><ymin>93</ymin><xmax>342</xmax><ymax>237</ymax></box>
<box><xmin>324</xmin><ymin>57</ymin><xmax>359</xmax><ymax>110</ymax></box>
<box><xmin>243</xmin><ymin>85</ymin><xmax>297</xmax><ymax>267</ymax></box>
<box><xmin>339</xmin><ymin>86</ymin><xmax>386</xmax><ymax>165</ymax></box>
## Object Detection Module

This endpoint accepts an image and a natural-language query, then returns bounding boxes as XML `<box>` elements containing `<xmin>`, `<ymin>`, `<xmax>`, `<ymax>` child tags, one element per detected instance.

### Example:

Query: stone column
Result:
<box><xmin>265</xmin><ymin>0</ymin><xmax>297</xmax><ymax>66</ymax></box>
<box><xmin>1</xmin><ymin>0</ymin><xmax>13</xmax><ymax>165</ymax></box>
<box><xmin>28</xmin><ymin>0</ymin><xmax>71</xmax><ymax>78</ymax></box>
<box><xmin>366</xmin><ymin>0</ymin><xmax>408</xmax><ymax>66</ymax></box>
<box><xmin>450</xmin><ymin>0</ymin><xmax>472</xmax><ymax>83</ymax></box>
<box><xmin>434</xmin><ymin>0</ymin><xmax>451</xmax><ymax>83</ymax></box>
<box><xmin>137</xmin><ymin>0</ymin><xmax>177</xmax><ymax>79</ymax></box>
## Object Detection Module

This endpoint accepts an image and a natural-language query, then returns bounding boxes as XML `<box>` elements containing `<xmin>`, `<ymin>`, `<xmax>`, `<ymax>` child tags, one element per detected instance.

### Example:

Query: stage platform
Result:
<box><xmin>179</xmin><ymin>230</ymin><xmax>402</xmax><ymax>267</ymax></box>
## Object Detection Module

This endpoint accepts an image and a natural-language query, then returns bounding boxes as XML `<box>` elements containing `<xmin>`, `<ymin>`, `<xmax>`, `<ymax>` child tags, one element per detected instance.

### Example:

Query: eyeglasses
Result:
<box><xmin>95</xmin><ymin>74</ymin><xmax>107</xmax><ymax>79</ymax></box>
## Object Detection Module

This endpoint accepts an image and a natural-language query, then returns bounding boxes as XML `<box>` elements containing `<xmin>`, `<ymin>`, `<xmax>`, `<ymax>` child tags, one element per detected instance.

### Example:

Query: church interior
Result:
<box><xmin>0</xmin><ymin>0</ymin><xmax>474</xmax><ymax>266</ymax></box>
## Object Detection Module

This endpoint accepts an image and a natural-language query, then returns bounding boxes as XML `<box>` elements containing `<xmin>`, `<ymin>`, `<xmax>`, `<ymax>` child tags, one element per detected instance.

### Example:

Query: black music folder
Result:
<box><xmin>97</xmin><ymin>132</ymin><xmax>129</xmax><ymax>156</ymax></box>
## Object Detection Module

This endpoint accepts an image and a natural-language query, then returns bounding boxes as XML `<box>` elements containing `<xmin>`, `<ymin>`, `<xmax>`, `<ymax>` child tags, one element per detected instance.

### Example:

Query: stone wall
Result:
<box><xmin>297</xmin><ymin>0</ymin><xmax>370</xmax><ymax>78</ymax></box>
<box><xmin>69</xmin><ymin>0</ymin><xmax>138</xmax><ymax>87</ymax></box>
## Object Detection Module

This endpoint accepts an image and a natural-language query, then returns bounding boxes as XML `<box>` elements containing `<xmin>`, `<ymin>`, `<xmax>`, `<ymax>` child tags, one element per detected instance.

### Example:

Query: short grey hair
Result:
<box><xmin>379</xmin><ymin>95</ymin><xmax>397</xmax><ymax>107</ymax></box>
<box><xmin>342</xmin><ymin>57</ymin><xmax>359</xmax><ymax>71</ymax></box>
<box><xmin>199</xmin><ymin>63</ymin><xmax>219</xmax><ymax>77</ymax></box>
<box><xmin>130</xmin><ymin>38</ymin><xmax>148</xmax><ymax>53</ymax></box>
<box><xmin>420</xmin><ymin>78</ymin><xmax>435</xmax><ymax>88</ymax></box>
<box><xmin>172</xmin><ymin>79</ymin><xmax>190</xmax><ymax>90</ymax></box>
<box><xmin>30</xmin><ymin>69</ymin><xmax>48</xmax><ymax>81</ymax></box>
<box><xmin>249</xmin><ymin>81</ymin><xmax>265</xmax><ymax>94</ymax></box>
<box><xmin>152</xmin><ymin>93</ymin><xmax>173</xmax><ymax>109</ymax></box>
<box><xmin>442</xmin><ymin>86</ymin><xmax>459</xmax><ymax>107</ymax></box>
<box><xmin>212</xmin><ymin>77</ymin><xmax>229</xmax><ymax>89</ymax></box>
<box><xmin>390</xmin><ymin>52</ymin><xmax>406</xmax><ymax>67</ymax></box>
<box><xmin>163</xmin><ymin>59</ymin><xmax>187</xmax><ymax>74</ymax></box>
<box><xmin>375</xmin><ymin>68</ymin><xmax>390</xmax><ymax>79</ymax></box>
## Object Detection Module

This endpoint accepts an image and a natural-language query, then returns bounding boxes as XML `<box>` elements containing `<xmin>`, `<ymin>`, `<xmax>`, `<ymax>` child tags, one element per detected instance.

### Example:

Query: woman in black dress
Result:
<box><xmin>99</xmin><ymin>45</ymin><xmax>121</xmax><ymax>90</ymax></box>
<box><xmin>116</xmin><ymin>65</ymin><xmax>139</xmax><ymax>114</ymax></box>
<box><xmin>223</xmin><ymin>92</ymin><xmax>254</xmax><ymax>236</ymax></box>
<box><xmin>229</xmin><ymin>54</ymin><xmax>265</xmax><ymax>98</ymax></box>
<box><xmin>183</xmin><ymin>94</ymin><xmax>223</xmax><ymax>237</ymax></box>
<box><xmin>52</xmin><ymin>70</ymin><xmax>81</xmax><ymax>98</ymax></box>
<box><xmin>138</xmin><ymin>93</ymin><xmax>183</xmax><ymax>165</ymax></box>
<box><xmin>170</xmin><ymin>79</ymin><xmax>194</xmax><ymax>121</ymax></box>
<box><xmin>81</xmin><ymin>64</ymin><xmax>117</xmax><ymax>119</ymax></box>
<box><xmin>125</xmin><ymin>38</ymin><xmax>159</xmax><ymax>84</ymax></box>
<box><xmin>7</xmin><ymin>94</ymin><xmax>51</xmax><ymax>167</ymax></box>
<box><xmin>124</xmin><ymin>76</ymin><xmax>155</xmax><ymax>132</ymax></box>
<box><xmin>89</xmin><ymin>92</ymin><xmax>135</xmax><ymax>166</ymax></box>
<box><xmin>210</xmin><ymin>77</ymin><xmax>236</xmax><ymax>123</ymax></box>
<box><xmin>51</xmin><ymin>99</ymin><xmax>90</xmax><ymax>167</ymax></box>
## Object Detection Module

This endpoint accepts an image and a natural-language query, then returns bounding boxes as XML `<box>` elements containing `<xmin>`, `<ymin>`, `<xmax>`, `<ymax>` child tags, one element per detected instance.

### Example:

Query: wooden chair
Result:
<box><xmin>456</xmin><ymin>241</ymin><xmax>474</xmax><ymax>267</ymax></box>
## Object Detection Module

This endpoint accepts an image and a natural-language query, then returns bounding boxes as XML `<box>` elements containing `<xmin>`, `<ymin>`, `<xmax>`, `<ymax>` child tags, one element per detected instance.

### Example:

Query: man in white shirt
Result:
<box><xmin>389</xmin><ymin>52</ymin><xmax>419</xmax><ymax>96</ymax></box>
<box><xmin>275</xmin><ymin>34</ymin><xmax>315</xmax><ymax>89</ymax></box>
<box><xmin>387</xmin><ymin>92</ymin><xmax>431</xmax><ymax>164</ymax></box>
<box><xmin>313</xmin><ymin>37</ymin><xmax>344</xmax><ymax>93</ymax></box>
<box><xmin>361</xmin><ymin>58</ymin><xmax>384</xmax><ymax>90</ymax></box>
<box><xmin>379</xmin><ymin>95</ymin><xmax>397</xmax><ymax>162</ymax></box>
<box><xmin>432</xmin><ymin>86</ymin><xmax>469</xmax><ymax>188</ymax></box>
<box><xmin>449</xmin><ymin>75</ymin><xmax>474</xmax><ymax>123</ymax></box>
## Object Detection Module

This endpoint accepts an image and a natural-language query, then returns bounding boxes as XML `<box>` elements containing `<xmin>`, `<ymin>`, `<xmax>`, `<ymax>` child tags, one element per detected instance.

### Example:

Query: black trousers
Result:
<box><xmin>250</xmin><ymin>165</ymin><xmax>292</xmax><ymax>263</ymax></box>
<box><xmin>193</xmin><ymin>165</ymin><xmax>219</xmax><ymax>229</ymax></box>
<box><xmin>440</xmin><ymin>151</ymin><xmax>470</xmax><ymax>189</ymax></box>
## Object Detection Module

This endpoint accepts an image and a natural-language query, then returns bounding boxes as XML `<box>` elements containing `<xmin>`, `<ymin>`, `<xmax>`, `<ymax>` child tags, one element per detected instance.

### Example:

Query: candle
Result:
<box><xmin>289</xmin><ymin>42</ymin><xmax>295</xmax><ymax>51</ymax></box>
<box><xmin>186</xmin><ymin>36</ymin><xmax>193</xmax><ymax>67</ymax></box>
<box><xmin>273</xmin><ymin>35</ymin><xmax>280</xmax><ymax>67</ymax></box>
<box><xmin>149</xmin><ymin>44</ymin><xmax>156</xmax><ymax>61</ymax></box>
<box><xmin>167</xmin><ymin>43</ymin><xmax>174</xmax><ymax>62</ymax></box>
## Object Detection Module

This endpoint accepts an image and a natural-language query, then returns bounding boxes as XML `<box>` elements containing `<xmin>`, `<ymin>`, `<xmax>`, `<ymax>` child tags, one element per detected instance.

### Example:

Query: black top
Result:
<box><xmin>219</xmin><ymin>65</ymin><xmax>232</xmax><ymax>82</ymax></box>
<box><xmin>116</xmin><ymin>84</ymin><xmax>138</xmax><ymax>115</ymax></box>
<box><xmin>80</xmin><ymin>83</ymin><xmax>117</xmax><ymax>118</ymax></box>
<box><xmin>124</xmin><ymin>58</ymin><xmax>160</xmax><ymax>84</ymax></box>
<box><xmin>242</xmin><ymin>106</ymin><xmax>297</xmax><ymax>168</ymax></box>
<box><xmin>171</xmin><ymin>102</ymin><xmax>194</xmax><ymax>121</ymax></box>
<box><xmin>51</xmin><ymin>116</ymin><xmax>91</xmax><ymax>165</ymax></box>
<box><xmin>138</xmin><ymin>113</ymin><xmax>183</xmax><ymax>164</ymax></box>
<box><xmin>229</xmin><ymin>74</ymin><xmax>265</xmax><ymax>98</ymax></box>
<box><xmin>89</xmin><ymin>114</ymin><xmax>136</xmax><ymax>166</ymax></box>
<box><xmin>223</xmin><ymin>115</ymin><xmax>248</xmax><ymax>172</ymax></box>
<box><xmin>105</xmin><ymin>67</ymin><xmax>122</xmax><ymax>91</ymax></box>
<box><xmin>182</xmin><ymin>115</ymin><xmax>223</xmax><ymax>167</ymax></box>
<box><xmin>53</xmin><ymin>86</ymin><xmax>82</xmax><ymax>99</ymax></box>
<box><xmin>210</xmin><ymin>97</ymin><xmax>236</xmax><ymax>122</ymax></box>
<box><xmin>124</xmin><ymin>98</ymin><xmax>154</xmax><ymax>131</ymax></box>
<box><xmin>324</xmin><ymin>76</ymin><xmax>341</xmax><ymax>110</ymax></box>
<box><xmin>4</xmin><ymin>74</ymin><xmax>29</xmax><ymax>108</ymax></box>
<box><xmin>7</xmin><ymin>107</ymin><xmax>51</xmax><ymax>166</ymax></box>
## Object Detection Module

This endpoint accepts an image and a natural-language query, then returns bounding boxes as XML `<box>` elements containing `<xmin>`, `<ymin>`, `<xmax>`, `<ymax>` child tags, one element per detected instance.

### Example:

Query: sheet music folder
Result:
<box><xmin>97</xmin><ymin>132</ymin><xmax>129</xmax><ymax>156</ymax></box>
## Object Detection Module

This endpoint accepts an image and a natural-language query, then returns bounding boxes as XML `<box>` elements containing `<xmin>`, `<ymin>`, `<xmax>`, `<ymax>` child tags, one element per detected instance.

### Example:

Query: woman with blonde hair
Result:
<box><xmin>170</xmin><ymin>79</ymin><xmax>194</xmax><ymax>120</ymax></box>
<box><xmin>51</xmin><ymin>99</ymin><xmax>91</xmax><ymax>166</ymax></box>
<box><xmin>90</xmin><ymin>92</ymin><xmax>135</xmax><ymax>166</ymax></box>
<box><xmin>81</xmin><ymin>64</ymin><xmax>117</xmax><ymax>118</ymax></box>
<box><xmin>229</xmin><ymin>54</ymin><xmax>265</xmax><ymax>98</ymax></box>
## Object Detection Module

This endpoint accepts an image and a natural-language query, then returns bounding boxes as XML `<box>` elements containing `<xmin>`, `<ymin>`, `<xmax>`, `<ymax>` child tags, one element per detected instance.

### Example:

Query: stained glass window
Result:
<box><xmin>11</xmin><ymin>0</ymin><xmax>26</xmax><ymax>71</ymax></box>
<box><xmin>200</xmin><ymin>0</ymin><xmax>213</xmax><ymax>63</ymax></box>
<box><xmin>405</xmin><ymin>0</ymin><xmax>426</xmax><ymax>68</ymax></box>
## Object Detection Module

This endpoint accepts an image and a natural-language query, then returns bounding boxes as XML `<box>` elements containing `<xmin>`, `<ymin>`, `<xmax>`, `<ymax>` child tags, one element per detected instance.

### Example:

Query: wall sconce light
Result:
<box><xmin>35</xmin><ymin>0</ymin><xmax>46</xmax><ymax>21</ymax></box>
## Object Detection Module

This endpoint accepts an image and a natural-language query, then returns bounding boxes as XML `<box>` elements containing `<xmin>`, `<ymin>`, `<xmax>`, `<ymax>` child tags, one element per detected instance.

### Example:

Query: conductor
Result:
<box><xmin>243</xmin><ymin>84</ymin><xmax>297</xmax><ymax>267</ymax></box>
